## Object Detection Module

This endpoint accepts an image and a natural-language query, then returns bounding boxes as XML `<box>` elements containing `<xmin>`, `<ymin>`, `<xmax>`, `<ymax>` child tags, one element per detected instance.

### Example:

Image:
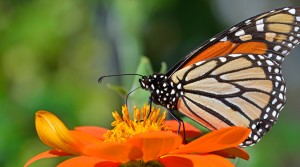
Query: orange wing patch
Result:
<box><xmin>232</xmin><ymin>42</ymin><xmax>267</xmax><ymax>54</ymax></box>
<box><xmin>182</xmin><ymin>41</ymin><xmax>237</xmax><ymax>68</ymax></box>
<box><xmin>182</xmin><ymin>41</ymin><xmax>267</xmax><ymax>69</ymax></box>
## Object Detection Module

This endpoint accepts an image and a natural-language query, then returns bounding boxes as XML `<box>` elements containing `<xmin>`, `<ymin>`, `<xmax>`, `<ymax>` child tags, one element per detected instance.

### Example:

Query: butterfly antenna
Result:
<box><xmin>125</xmin><ymin>86</ymin><xmax>141</xmax><ymax>106</ymax></box>
<box><xmin>98</xmin><ymin>74</ymin><xmax>143</xmax><ymax>84</ymax></box>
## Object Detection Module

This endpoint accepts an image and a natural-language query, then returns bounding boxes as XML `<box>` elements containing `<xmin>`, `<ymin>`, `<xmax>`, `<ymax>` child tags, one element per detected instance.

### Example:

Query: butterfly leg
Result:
<box><xmin>168</xmin><ymin>111</ymin><xmax>186</xmax><ymax>143</ymax></box>
<box><xmin>147</xmin><ymin>97</ymin><xmax>153</xmax><ymax>118</ymax></box>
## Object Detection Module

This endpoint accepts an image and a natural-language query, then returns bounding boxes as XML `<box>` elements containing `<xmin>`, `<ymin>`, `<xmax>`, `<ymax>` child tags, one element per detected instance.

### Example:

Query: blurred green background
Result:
<box><xmin>1</xmin><ymin>0</ymin><xmax>300</xmax><ymax>167</ymax></box>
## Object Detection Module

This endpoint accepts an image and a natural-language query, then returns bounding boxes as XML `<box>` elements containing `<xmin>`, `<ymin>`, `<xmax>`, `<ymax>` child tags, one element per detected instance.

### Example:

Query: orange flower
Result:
<box><xmin>25</xmin><ymin>105</ymin><xmax>250</xmax><ymax>167</ymax></box>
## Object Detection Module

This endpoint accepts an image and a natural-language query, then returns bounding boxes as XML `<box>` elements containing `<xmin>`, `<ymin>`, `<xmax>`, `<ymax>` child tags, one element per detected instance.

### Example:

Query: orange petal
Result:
<box><xmin>126</xmin><ymin>131</ymin><xmax>182</xmax><ymax>162</ymax></box>
<box><xmin>213</xmin><ymin>147</ymin><xmax>249</xmax><ymax>160</ymax></box>
<box><xmin>35</xmin><ymin>111</ymin><xmax>81</xmax><ymax>155</ymax></box>
<box><xmin>70</xmin><ymin>130</ymin><xmax>104</xmax><ymax>150</ymax></box>
<box><xmin>159</xmin><ymin>154</ymin><xmax>234</xmax><ymax>167</ymax></box>
<box><xmin>57</xmin><ymin>156</ymin><xmax>121</xmax><ymax>167</ymax></box>
<box><xmin>164</xmin><ymin>120</ymin><xmax>202</xmax><ymax>138</ymax></box>
<box><xmin>171</xmin><ymin>126</ymin><xmax>250</xmax><ymax>154</ymax></box>
<box><xmin>74</xmin><ymin>126</ymin><xmax>107</xmax><ymax>140</ymax></box>
<box><xmin>95</xmin><ymin>161</ymin><xmax>122</xmax><ymax>167</ymax></box>
<box><xmin>24</xmin><ymin>149</ymin><xmax>72</xmax><ymax>167</ymax></box>
<box><xmin>82</xmin><ymin>142</ymin><xmax>142</xmax><ymax>163</ymax></box>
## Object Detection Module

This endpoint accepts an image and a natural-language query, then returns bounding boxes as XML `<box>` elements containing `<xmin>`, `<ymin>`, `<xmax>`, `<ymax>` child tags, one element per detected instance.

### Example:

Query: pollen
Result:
<box><xmin>103</xmin><ymin>105</ymin><xmax>169</xmax><ymax>142</ymax></box>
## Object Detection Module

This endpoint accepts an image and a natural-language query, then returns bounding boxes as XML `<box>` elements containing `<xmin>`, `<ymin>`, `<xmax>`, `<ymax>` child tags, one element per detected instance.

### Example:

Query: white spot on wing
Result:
<box><xmin>277</xmin><ymin>103</ymin><xmax>282</xmax><ymax>109</ymax></box>
<box><xmin>257</xmin><ymin>61</ymin><xmax>262</xmax><ymax>66</ymax></box>
<box><xmin>276</xmin><ymin>56</ymin><xmax>282</xmax><ymax>61</ymax></box>
<box><xmin>280</xmin><ymin>85</ymin><xmax>285</xmax><ymax>91</ymax></box>
<box><xmin>268</xmin><ymin>53</ymin><xmax>273</xmax><ymax>58</ymax></box>
<box><xmin>235</xmin><ymin>29</ymin><xmax>245</xmax><ymax>36</ymax></box>
<box><xmin>248</xmin><ymin>54</ymin><xmax>255</xmax><ymax>60</ymax></box>
<box><xmin>268</xmin><ymin>66</ymin><xmax>272</xmax><ymax>72</ymax></box>
<box><xmin>256</xmin><ymin>24</ymin><xmax>264</xmax><ymax>31</ymax></box>
<box><xmin>256</xmin><ymin>19</ymin><xmax>264</xmax><ymax>25</ymax></box>
<box><xmin>257</xmin><ymin>61</ymin><xmax>262</xmax><ymax>65</ymax></box>
<box><xmin>245</xmin><ymin>20</ymin><xmax>252</xmax><ymax>25</ymax></box>
<box><xmin>177</xmin><ymin>84</ymin><xmax>182</xmax><ymax>89</ymax></box>
<box><xmin>274</xmin><ymin>45</ymin><xmax>281</xmax><ymax>51</ymax></box>
<box><xmin>220</xmin><ymin>36</ymin><xmax>228</xmax><ymax>42</ymax></box>
<box><xmin>272</xmin><ymin>111</ymin><xmax>277</xmax><ymax>117</ymax></box>
<box><xmin>288</xmin><ymin>8</ymin><xmax>296</xmax><ymax>15</ymax></box>
<box><xmin>279</xmin><ymin>93</ymin><xmax>283</xmax><ymax>99</ymax></box>
<box><xmin>276</xmin><ymin>76</ymin><xmax>282</xmax><ymax>81</ymax></box>
<box><xmin>266</xmin><ymin>60</ymin><xmax>274</xmax><ymax>66</ymax></box>
<box><xmin>228</xmin><ymin>54</ymin><xmax>242</xmax><ymax>57</ymax></box>
<box><xmin>219</xmin><ymin>57</ymin><xmax>227</xmax><ymax>62</ymax></box>
<box><xmin>258</xmin><ymin>55</ymin><xmax>265</xmax><ymax>59</ymax></box>
<box><xmin>293</xmin><ymin>39</ymin><xmax>299</xmax><ymax>44</ymax></box>
<box><xmin>272</xmin><ymin>98</ymin><xmax>277</xmax><ymax>105</ymax></box>
<box><xmin>229</xmin><ymin>26</ymin><xmax>237</xmax><ymax>32</ymax></box>
<box><xmin>282</xmin><ymin>50</ymin><xmax>288</xmax><ymax>55</ymax></box>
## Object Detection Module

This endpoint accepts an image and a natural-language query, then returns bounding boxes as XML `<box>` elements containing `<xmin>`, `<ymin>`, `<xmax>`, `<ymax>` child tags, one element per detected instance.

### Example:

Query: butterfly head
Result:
<box><xmin>139</xmin><ymin>74</ymin><xmax>167</xmax><ymax>91</ymax></box>
<box><xmin>139</xmin><ymin>74</ymin><xmax>182</xmax><ymax>110</ymax></box>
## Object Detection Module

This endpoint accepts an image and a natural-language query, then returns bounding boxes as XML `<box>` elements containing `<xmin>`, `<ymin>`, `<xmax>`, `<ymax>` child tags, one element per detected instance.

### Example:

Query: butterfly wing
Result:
<box><xmin>170</xmin><ymin>53</ymin><xmax>285</xmax><ymax>146</ymax></box>
<box><xmin>167</xmin><ymin>7</ymin><xmax>300</xmax><ymax>76</ymax></box>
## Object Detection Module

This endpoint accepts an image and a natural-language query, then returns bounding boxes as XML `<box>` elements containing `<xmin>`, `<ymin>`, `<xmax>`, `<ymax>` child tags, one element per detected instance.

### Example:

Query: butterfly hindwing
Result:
<box><xmin>171</xmin><ymin>54</ymin><xmax>285</xmax><ymax>146</ymax></box>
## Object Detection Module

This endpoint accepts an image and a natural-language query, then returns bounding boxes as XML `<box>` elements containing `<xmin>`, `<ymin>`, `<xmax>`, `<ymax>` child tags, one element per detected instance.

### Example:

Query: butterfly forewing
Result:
<box><xmin>171</xmin><ymin>54</ymin><xmax>285</xmax><ymax>146</ymax></box>
<box><xmin>167</xmin><ymin>7</ymin><xmax>300</xmax><ymax>76</ymax></box>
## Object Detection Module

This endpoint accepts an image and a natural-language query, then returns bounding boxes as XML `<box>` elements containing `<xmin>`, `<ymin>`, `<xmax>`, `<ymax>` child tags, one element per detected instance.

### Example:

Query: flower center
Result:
<box><xmin>103</xmin><ymin>105</ymin><xmax>169</xmax><ymax>142</ymax></box>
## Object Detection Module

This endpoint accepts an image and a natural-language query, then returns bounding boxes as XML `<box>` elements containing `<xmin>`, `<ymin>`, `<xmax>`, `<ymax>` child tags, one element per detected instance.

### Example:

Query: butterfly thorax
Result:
<box><xmin>139</xmin><ymin>74</ymin><xmax>183</xmax><ymax>110</ymax></box>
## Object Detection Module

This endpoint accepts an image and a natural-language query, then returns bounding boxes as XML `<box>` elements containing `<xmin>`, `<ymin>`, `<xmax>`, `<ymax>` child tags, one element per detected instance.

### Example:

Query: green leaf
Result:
<box><xmin>135</xmin><ymin>56</ymin><xmax>153</xmax><ymax>76</ymax></box>
<box><xmin>127</xmin><ymin>56</ymin><xmax>154</xmax><ymax>108</ymax></box>
<box><xmin>159</xmin><ymin>61</ymin><xmax>167</xmax><ymax>74</ymax></box>
<box><xmin>107</xmin><ymin>84</ymin><xmax>129</xmax><ymax>99</ymax></box>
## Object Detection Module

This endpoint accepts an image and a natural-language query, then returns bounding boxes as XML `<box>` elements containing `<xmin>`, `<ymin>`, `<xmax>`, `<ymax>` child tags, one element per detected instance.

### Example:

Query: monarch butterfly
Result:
<box><xmin>100</xmin><ymin>7</ymin><xmax>300</xmax><ymax>147</ymax></box>
<box><xmin>138</xmin><ymin>6</ymin><xmax>300</xmax><ymax>147</ymax></box>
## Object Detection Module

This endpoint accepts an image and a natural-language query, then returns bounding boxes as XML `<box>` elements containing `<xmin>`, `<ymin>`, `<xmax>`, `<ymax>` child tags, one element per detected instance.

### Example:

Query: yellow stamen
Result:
<box><xmin>103</xmin><ymin>105</ymin><xmax>169</xmax><ymax>142</ymax></box>
<box><xmin>112</xmin><ymin>111</ymin><xmax>122</xmax><ymax>122</ymax></box>
<box><xmin>35</xmin><ymin>111</ymin><xmax>81</xmax><ymax>155</ymax></box>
